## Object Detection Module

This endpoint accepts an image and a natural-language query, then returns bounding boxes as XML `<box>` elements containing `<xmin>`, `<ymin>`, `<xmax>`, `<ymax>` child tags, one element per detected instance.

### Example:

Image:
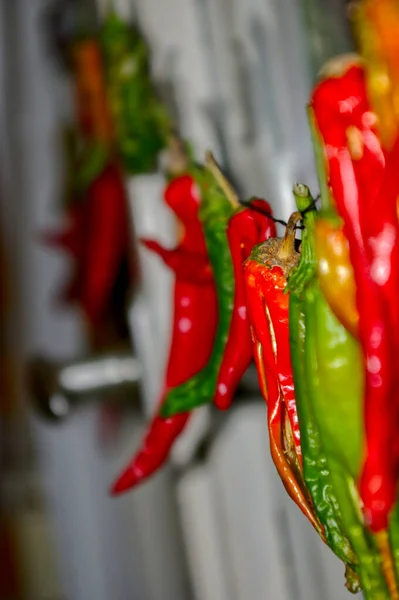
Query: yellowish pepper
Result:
<box><xmin>314</xmin><ymin>213</ymin><xmax>359</xmax><ymax>338</ymax></box>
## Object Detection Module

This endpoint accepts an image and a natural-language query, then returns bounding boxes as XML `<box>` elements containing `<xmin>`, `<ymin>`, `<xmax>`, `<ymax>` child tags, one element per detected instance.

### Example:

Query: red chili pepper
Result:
<box><xmin>244</xmin><ymin>214</ymin><xmax>320</xmax><ymax>533</ymax></box>
<box><xmin>78</xmin><ymin>162</ymin><xmax>131</xmax><ymax>326</ymax></box>
<box><xmin>310</xmin><ymin>56</ymin><xmax>399</xmax><ymax>531</ymax></box>
<box><xmin>140</xmin><ymin>239</ymin><xmax>213</xmax><ymax>284</ymax></box>
<box><xmin>214</xmin><ymin>199</ymin><xmax>276</xmax><ymax>410</ymax></box>
<box><xmin>111</xmin><ymin>174</ymin><xmax>218</xmax><ymax>494</ymax></box>
<box><xmin>359</xmin><ymin>139</ymin><xmax>399</xmax><ymax>531</ymax></box>
<box><xmin>41</xmin><ymin>163</ymin><xmax>131</xmax><ymax>327</ymax></box>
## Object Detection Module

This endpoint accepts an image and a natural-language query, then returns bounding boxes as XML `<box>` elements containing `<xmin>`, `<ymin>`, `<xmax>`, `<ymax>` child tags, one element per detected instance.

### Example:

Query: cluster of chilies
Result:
<box><xmin>44</xmin><ymin>8</ymin><xmax>172</xmax><ymax>333</ymax></box>
<box><xmin>111</xmin><ymin>50</ymin><xmax>399</xmax><ymax>598</ymax></box>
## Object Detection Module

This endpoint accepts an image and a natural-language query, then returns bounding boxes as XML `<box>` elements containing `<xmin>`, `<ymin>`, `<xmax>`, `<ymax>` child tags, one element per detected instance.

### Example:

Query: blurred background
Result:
<box><xmin>0</xmin><ymin>0</ymin><xmax>357</xmax><ymax>599</ymax></box>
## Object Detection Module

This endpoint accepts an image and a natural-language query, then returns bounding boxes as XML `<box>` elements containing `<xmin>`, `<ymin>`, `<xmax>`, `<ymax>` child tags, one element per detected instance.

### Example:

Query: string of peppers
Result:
<box><xmin>40</xmin><ymin>1</ymin><xmax>399</xmax><ymax>597</ymax></box>
<box><xmin>42</xmin><ymin>7</ymin><xmax>173</xmax><ymax>343</ymax></box>
<box><xmin>111</xmin><ymin>3</ymin><xmax>399</xmax><ymax>596</ymax></box>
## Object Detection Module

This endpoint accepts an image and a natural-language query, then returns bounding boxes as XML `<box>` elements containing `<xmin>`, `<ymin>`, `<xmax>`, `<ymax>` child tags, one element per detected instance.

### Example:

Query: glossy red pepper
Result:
<box><xmin>111</xmin><ymin>174</ymin><xmax>218</xmax><ymax>493</ymax></box>
<box><xmin>310</xmin><ymin>56</ymin><xmax>399</xmax><ymax>531</ymax></box>
<box><xmin>244</xmin><ymin>215</ymin><xmax>320</xmax><ymax>532</ymax></box>
<box><xmin>214</xmin><ymin>200</ymin><xmax>276</xmax><ymax>410</ymax></box>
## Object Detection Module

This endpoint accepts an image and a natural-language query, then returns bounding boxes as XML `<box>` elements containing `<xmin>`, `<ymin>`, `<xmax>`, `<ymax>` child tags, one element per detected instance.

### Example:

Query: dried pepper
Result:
<box><xmin>243</xmin><ymin>212</ymin><xmax>318</xmax><ymax>530</ymax></box>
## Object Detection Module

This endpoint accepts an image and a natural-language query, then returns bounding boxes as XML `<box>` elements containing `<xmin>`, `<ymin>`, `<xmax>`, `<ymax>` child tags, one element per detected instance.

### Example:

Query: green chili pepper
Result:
<box><xmin>301</xmin><ymin>205</ymin><xmax>388</xmax><ymax>598</ymax></box>
<box><xmin>161</xmin><ymin>166</ymin><xmax>235</xmax><ymax>417</ymax></box>
<box><xmin>288</xmin><ymin>185</ymin><xmax>358</xmax><ymax>575</ymax></box>
<box><xmin>100</xmin><ymin>10</ymin><xmax>171</xmax><ymax>174</ymax></box>
<box><xmin>389</xmin><ymin>506</ymin><xmax>399</xmax><ymax>583</ymax></box>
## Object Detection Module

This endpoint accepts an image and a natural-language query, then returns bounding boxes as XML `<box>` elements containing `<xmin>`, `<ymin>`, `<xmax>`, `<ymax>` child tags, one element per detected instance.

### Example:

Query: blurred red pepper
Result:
<box><xmin>72</xmin><ymin>38</ymin><xmax>114</xmax><ymax>146</ymax></box>
<box><xmin>111</xmin><ymin>174</ymin><xmax>218</xmax><ymax>493</ymax></box>
<box><xmin>80</xmin><ymin>162</ymin><xmax>131</xmax><ymax>327</ymax></box>
<box><xmin>45</xmin><ymin>162</ymin><xmax>131</xmax><ymax>332</ymax></box>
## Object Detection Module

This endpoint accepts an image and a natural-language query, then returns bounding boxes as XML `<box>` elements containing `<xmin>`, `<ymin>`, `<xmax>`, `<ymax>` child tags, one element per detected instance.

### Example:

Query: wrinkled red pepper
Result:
<box><xmin>111</xmin><ymin>174</ymin><xmax>218</xmax><ymax>493</ymax></box>
<box><xmin>244</xmin><ymin>214</ymin><xmax>320</xmax><ymax>532</ymax></box>
<box><xmin>214</xmin><ymin>199</ymin><xmax>276</xmax><ymax>410</ymax></box>
<box><xmin>310</xmin><ymin>57</ymin><xmax>399</xmax><ymax>531</ymax></box>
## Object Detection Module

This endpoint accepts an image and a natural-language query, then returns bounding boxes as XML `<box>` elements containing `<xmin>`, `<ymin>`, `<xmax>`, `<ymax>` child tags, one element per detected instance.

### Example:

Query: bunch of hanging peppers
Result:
<box><xmin>242</xmin><ymin>50</ymin><xmax>399</xmax><ymax>598</ymax></box>
<box><xmin>111</xmin><ymin>2</ymin><xmax>399</xmax><ymax>597</ymax></box>
<box><xmin>117</xmin><ymin>51</ymin><xmax>399</xmax><ymax>600</ymax></box>
<box><xmin>43</xmin><ymin>36</ymin><xmax>133</xmax><ymax>348</ymax></box>
<box><xmin>43</xmin><ymin>7</ymin><xmax>174</xmax><ymax>342</ymax></box>
<box><xmin>111</xmin><ymin>150</ymin><xmax>276</xmax><ymax>492</ymax></box>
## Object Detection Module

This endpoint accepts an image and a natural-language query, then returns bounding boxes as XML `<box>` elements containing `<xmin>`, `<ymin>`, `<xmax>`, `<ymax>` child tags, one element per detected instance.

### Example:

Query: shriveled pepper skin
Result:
<box><xmin>288</xmin><ymin>186</ymin><xmax>357</xmax><ymax>569</ymax></box>
<box><xmin>244</xmin><ymin>224</ymin><xmax>319</xmax><ymax>530</ymax></box>
<box><xmin>214</xmin><ymin>200</ymin><xmax>276</xmax><ymax>411</ymax></box>
<box><xmin>161</xmin><ymin>170</ymin><xmax>235</xmax><ymax>417</ymax></box>
<box><xmin>111</xmin><ymin>175</ymin><xmax>218</xmax><ymax>493</ymax></box>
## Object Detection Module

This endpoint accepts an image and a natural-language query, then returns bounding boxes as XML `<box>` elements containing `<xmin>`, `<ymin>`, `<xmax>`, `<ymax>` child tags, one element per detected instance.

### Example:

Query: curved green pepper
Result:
<box><xmin>303</xmin><ymin>208</ymin><xmax>388</xmax><ymax>599</ymax></box>
<box><xmin>161</xmin><ymin>166</ymin><xmax>235</xmax><ymax>417</ymax></box>
<box><xmin>288</xmin><ymin>185</ymin><xmax>358</xmax><ymax>574</ymax></box>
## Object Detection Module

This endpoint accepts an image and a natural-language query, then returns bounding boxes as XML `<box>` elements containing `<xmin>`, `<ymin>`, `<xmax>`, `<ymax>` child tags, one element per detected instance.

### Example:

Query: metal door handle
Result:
<box><xmin>29</xmin><ymin>350</ymin><xmax>142</xmax><ymax>420</ymax></box>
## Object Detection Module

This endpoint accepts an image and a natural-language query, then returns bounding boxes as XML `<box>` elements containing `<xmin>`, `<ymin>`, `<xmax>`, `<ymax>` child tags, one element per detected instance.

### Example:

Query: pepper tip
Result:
<box><xmin>110</xmin><ymin>467</ymin><xmax>138</xmax><ymax>496</ymax></box>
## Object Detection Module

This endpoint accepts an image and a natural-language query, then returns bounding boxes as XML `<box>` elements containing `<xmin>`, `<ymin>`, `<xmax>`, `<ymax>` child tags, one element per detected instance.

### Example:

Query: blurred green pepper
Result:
<box><xmin>100</xmin><ymin>10</ymin><xmax>172</xmax><ymax>174</ymax></box>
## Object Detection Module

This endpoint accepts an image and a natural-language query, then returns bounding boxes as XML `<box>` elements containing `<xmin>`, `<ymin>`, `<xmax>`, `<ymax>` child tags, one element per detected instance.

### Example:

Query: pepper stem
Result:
<box><xmin>205</xmin><ymin>151</ymin><xmax>240</xmax><ymax>208</ymax></box>
<box><xmin>308</xmin><ymin>106</ymin><xmax>331</xmax><ymax>211</ymax></box>
<box><xmin>375</xmin><ymin>530</ymin><xmax>399</xmax><ymax>600</ymax></box>
<box><xmin>278</xmin><ymin>211</ymin><xmax>301</xmax><ymax>260</ymax></box>
<box><xmin>165</xmin><ymin>133</ymin><xmax>189</xmax><ymax>176</ymax></box>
